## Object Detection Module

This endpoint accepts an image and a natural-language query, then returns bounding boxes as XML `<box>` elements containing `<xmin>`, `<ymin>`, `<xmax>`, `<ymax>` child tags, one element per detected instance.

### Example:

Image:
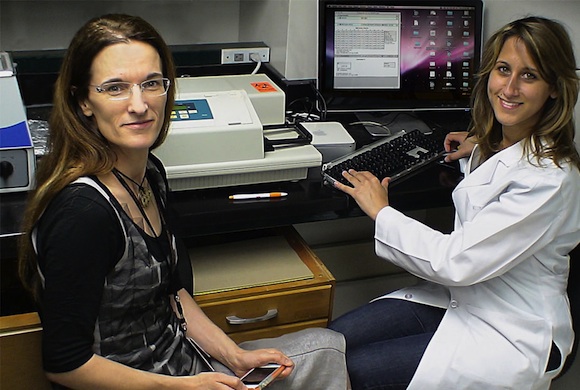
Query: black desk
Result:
<box><xmin>170</xmin><ymin>161</ymin><xmax>461</xmax><ymax>241</ymax></box>
<box><xmin>0</xmin><ymin>160</ymin><xmax>462</xmax><ymax>240</ymax></box>
<box><xmin>2</xmin><ymin>109</ymin><xmax>469</xmax><ymax>240</ymax></box>
<box><xmin>169</xmin><ymin>109</ymin><xmax>470</xmax><ymax>239</ymax></box>
<box><xmin>1</xmin><ymin>113</ymin><xmax>467</xmax><ymax>242</ymax></box>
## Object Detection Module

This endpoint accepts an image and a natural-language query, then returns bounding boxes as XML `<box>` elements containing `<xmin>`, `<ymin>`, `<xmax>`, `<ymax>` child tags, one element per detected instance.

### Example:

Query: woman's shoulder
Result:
<box><xmin>511</xmin><ymin>156</ymin><xmax>580</xmax><ymax>203</ymax></box>
<box><xmin>57</xmin><ymin>178</ymin><xmax>110</xmax><ymax>202</ymax></box>
<box><xmin>36</xmin><ymin>177</ymin><xmax>125</xmax><ymax>260</ymax></box>
<box><xmin>44</xmin><ymin>178</ymin><xmax>118</xmax><ymax>222</ymax></box>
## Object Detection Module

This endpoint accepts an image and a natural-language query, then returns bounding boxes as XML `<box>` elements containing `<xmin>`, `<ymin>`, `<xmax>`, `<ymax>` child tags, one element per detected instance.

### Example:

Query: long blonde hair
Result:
<box><xmin>469</xmin><ymin>16</ymin><xmax>580</xmax><ymax>168</ymax></box>
<box><xmin>19</xmin><ymin>14</ymin><xmax>176</xmax><ymax>301</ymax></box>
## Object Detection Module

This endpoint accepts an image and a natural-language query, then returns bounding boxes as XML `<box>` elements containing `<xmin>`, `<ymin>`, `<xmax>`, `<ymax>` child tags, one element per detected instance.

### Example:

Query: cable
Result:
<box><xmin>348</xmin><ymin>121</ymin><xmax>392</xmax><ymax>136</ymax></box>
<box><xmin>249</xmin><ymin>53</ymin><xmax>262</xmax><ymax>74</ymax></box>
<box><xmin>284</xmin><ymin>82</ymin><xmax>328</xmax><ymax>124</ymax></box>
<box><xmin>310</xmin><ymin>81</ymin><xmax>327</xmax><ymax>121</ymax></box>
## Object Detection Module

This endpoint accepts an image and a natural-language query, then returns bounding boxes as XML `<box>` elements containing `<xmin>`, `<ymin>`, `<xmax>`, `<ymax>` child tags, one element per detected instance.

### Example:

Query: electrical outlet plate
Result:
<box><xmin>221</xmin><ymin>47</ymin><xmax>270</xmax><ymax>65</ymax></box>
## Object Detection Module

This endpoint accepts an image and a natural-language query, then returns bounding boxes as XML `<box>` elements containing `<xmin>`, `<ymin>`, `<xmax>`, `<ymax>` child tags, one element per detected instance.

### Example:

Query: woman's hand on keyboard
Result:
<box><xmin>443</xmin><ymin>131</ymin><xmax>475</xmax><ymax>162</ymax></box>
<box><xmin>335</xmin><ymin>169</ymin><xmax>390</xmax><ymax>220</ymax></box>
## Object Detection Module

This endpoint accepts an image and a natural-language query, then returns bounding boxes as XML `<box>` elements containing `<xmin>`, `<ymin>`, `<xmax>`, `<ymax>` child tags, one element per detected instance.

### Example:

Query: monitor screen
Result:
<box><xmin>318</xmin><ymin>0</ymin><xmax>483</xmax><ymax>113</ymax></box>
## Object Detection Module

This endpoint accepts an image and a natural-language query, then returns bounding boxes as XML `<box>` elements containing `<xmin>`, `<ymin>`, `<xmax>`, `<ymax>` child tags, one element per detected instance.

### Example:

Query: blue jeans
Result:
<box><xmin>329</xmin><ymin>298</ymin><xmax>445</xmax><ymax>390</ymax></box>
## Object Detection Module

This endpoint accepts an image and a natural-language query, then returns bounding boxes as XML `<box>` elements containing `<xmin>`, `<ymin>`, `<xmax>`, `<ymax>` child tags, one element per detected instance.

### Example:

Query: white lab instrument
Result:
<box><xmin>175</xmin><ymin>74</ymin><xmax>285</xmax><ymax>126</ymax></box>
<box><xmin>0</xmin><ymin>52</ymin><xmax>35</xmax><ymax>193</ymax></box>
<box><xmin>153</xmin><ymin>75</ymin><xmax>321</xmax><ymax>191</ymax></box>
<box><xmin>158</xmin><ymin>89</ymin><xmax>265</xmax><ymax>166</ymax></box>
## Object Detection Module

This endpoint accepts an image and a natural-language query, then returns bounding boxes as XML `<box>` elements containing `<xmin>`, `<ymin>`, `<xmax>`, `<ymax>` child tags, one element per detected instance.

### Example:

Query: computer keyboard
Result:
<box><xmin>322</xmin><ymin>129</ymin><xmax>445</xmax><ymax>187</ymax></box>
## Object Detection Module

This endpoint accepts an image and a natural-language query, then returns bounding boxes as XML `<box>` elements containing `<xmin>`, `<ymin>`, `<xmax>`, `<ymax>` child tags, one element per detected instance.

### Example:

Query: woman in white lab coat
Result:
<box><xmin>329</xmin><ymin>16</ymin><xmax>580</xmax><ymax>390</ymax></box>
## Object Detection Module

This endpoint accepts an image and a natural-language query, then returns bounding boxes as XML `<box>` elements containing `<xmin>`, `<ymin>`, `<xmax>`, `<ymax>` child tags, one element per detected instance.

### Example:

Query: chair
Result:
<box><xmin>556</xmin><ymin>244</ymin><xmax>580</xmax><ymax>378</ymax></box>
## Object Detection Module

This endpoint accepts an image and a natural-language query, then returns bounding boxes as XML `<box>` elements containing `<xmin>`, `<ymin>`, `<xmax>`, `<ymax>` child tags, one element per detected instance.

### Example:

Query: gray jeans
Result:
<box><xmin>214</xmin><ymin>327</ymin><xmax>348</xmax><ymax>389</ymax></box>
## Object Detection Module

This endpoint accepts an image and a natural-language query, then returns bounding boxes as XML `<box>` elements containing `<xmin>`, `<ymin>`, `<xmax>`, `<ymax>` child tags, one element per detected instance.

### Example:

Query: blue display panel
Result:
<box><xmin>171</xmin><ymin>99</ymin><xmax>214</xmax><ymax>121</ymax></box>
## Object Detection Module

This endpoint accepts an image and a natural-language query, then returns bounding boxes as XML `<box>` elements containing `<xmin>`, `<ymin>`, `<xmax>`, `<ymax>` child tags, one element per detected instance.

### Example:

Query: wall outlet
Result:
<box><xmin>221</xmin><ymin>47</ymin><xmax>270</xmax><ymax>64</ymax></box>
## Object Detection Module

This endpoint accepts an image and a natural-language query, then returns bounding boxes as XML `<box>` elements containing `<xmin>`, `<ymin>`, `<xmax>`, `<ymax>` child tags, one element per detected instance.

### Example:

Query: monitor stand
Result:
<box><xmin>354</xmin><ymin>112</ymin><xmax>432</xmax><ymax>137</ymax></box>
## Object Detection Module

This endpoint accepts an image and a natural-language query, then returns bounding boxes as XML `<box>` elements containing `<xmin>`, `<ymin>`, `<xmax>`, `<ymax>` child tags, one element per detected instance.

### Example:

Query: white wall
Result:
<box><xmin>239</xmin><ymin>0</ymin><xmax>291</xmax><ymax>78</ymax></box>
<box><xmin>238</xmin><ymin>0</ymin><xmax>317</xmax><ymax>82</ymax></box>
<box><xmin>0</xmin><ymin>0</ymin><xmax>243</xmax><ymax>51</ymax></box>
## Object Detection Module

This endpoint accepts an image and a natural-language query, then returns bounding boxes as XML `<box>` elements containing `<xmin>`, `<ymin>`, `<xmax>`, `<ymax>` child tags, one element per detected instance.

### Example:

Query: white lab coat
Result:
<box><xmin>374</xmin><ymin>141</ymin><xmax>580</xmax><ymax>389</ymax></box>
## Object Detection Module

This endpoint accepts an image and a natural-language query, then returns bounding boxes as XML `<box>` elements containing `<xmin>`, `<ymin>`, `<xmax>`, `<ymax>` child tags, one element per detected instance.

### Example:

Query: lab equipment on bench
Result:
<box><xmin>153</xmin><ymin>74</ymin><xmax>321</xmax><ymax>191</ymax></box>
<box><xmin>0</xmin><ymin>52</ymin><xmax>35</xmax><ymax>193</ymax></box>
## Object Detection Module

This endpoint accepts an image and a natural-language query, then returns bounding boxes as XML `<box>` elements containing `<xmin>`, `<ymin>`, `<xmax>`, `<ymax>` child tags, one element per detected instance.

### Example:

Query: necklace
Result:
<box><xmin>112</xmin><ymin>168</ymin><xmax>153</xmax><ymax>208</ymax></box>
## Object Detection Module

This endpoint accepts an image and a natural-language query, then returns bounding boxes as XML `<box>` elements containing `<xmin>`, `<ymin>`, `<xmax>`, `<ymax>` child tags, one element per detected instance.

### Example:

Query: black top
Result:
<box><xmin>35</xmin><ymin>158</ymin><xmax>190</xmax><ymax>374</ymax></box>
<box><xmin>36</xmin><ymin>183</ymin><xmax>124</xmax><ymax>371</ymax></box>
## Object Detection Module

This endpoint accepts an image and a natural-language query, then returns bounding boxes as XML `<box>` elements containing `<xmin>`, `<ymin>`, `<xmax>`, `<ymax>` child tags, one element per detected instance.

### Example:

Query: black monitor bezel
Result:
<box><xmin>318</xmin><ymin>0</ymin><xmax>484</xmax><ymax>113</ymax></box>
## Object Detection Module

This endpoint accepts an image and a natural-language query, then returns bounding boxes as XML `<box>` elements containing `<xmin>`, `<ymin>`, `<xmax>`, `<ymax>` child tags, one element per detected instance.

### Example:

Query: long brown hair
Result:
<box><xmin>469</xmin><ymin>16</ymin><xmax>580</xmax><ymax>168</ymax></box>
<box><xmin>19</xmin><ymin>14</ymin><xmax>176</xmax><ymax>301</ymax></box>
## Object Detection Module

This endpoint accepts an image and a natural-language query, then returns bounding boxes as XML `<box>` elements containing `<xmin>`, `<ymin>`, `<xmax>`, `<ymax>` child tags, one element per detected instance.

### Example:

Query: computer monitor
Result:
<box><xmin>318</xmin><ymin>0</ymin><xmax>484</xmax><ymax>117</ymax></box>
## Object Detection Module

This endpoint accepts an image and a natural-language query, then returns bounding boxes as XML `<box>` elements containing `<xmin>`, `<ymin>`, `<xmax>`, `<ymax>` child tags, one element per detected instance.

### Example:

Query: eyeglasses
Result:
<box><xmin>90</xmin><ymin>78</ymin><xmax>171</xmax><ymax>101</ymax></box>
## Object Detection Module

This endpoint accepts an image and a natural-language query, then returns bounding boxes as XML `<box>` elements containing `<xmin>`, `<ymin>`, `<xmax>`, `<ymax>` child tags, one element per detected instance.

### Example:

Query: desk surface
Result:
<box><xmin>0</xmin><ymin>161</ymin><xmax>462</xmax><ymax>239</ymax></box>
<box><xmin>1</xmin><ymin>110</ymin><xmax>467</xmax><ymax>240</ymax></box>
<box><xmin>169</xmin><ymin>161</ymin><xmax>461</xmax><ymax>239</ymax></box>
<box><xmin>158</xmin><ymin>107</ymin><xmax>467</xmax><ymax>238</ymax></box>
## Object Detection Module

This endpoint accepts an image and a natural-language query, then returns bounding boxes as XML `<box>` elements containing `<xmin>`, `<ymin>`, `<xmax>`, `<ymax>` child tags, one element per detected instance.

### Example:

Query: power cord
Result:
<box><xmin>284</xmin><ymin>81</ymin><xmax>328</xmax><ymax>125</ymax></box>
<box><xmin>348</xmin><ymin>121</ymin><xmax>392</xmax><ymax>136</ymax></box>
<box><xmin>309</xmin><ymin>81</ymin><xmax>327</xmax><ymax>121</ymax></box>
<box><xmin>249</xmin><ymin>52</ymin><xmax>262</xmax><ymax>74</ymax></box>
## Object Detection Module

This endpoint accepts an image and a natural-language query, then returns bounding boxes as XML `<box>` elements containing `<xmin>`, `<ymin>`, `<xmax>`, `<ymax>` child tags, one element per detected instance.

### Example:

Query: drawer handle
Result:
<box><xmin>226</xmin><ymin>309</ymin><xmax>278</xmax><ymax>325</ymax></box>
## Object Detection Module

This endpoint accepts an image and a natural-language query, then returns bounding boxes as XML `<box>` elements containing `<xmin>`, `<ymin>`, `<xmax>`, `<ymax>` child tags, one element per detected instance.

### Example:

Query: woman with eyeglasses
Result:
<box><xmin>18</xmin><ymin>14</ymin><xmax>347</xmax><ymax>390</ymax></box>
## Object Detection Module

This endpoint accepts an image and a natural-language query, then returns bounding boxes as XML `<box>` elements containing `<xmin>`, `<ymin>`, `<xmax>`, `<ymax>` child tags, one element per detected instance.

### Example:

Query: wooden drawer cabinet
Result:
<box><xmin>192</xmin><ymin>227</ymin><xmax>336</xmax><ymax>343</ymax></box>
<box><xmin>0</xmin><ymin>313</ymin><xmax>52</xmax><ymax>390</ymax></box>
